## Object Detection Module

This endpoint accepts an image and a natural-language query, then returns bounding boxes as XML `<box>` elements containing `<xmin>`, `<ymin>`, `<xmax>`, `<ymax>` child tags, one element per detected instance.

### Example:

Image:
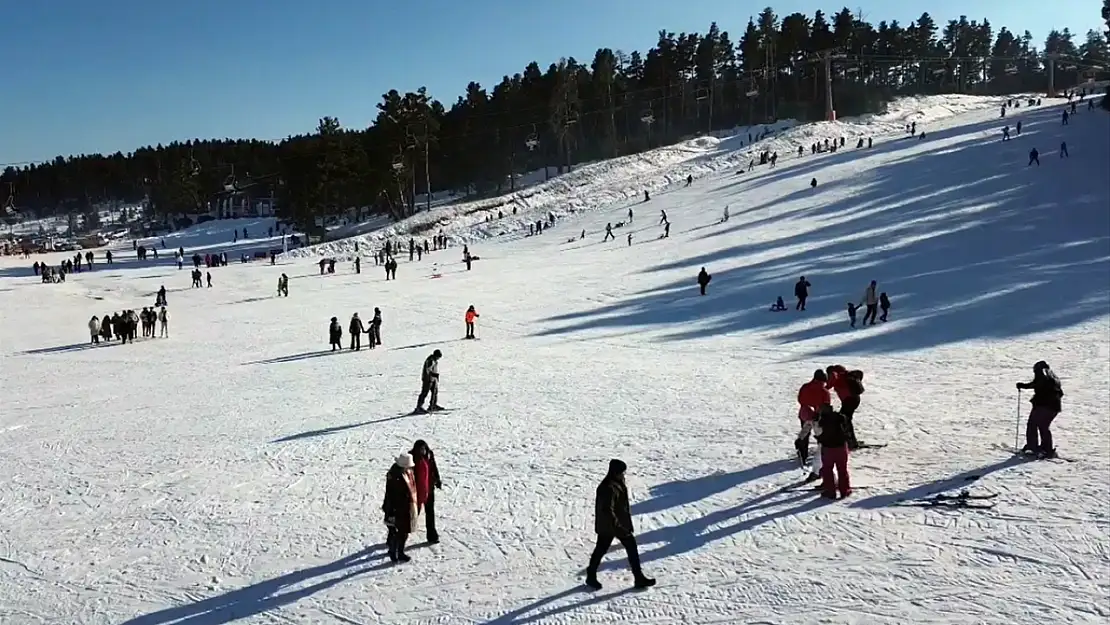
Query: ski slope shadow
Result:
<box><xmin>850</xmin><ymin>454</ymin><xmax>1028</xmax><ymax>510</ymax></box>
<box><xmin>117</xmin><ymin>545</ymin><xmax>389</xmax><ymax>625</ymax></box>
<box><xmin>593</xmin><ymin>482</ymin><xmax>834</xmax><ymax>573</ymax></box>
<box><xmin>535</xmin><ymin>104</ymin><xmax>1110</xmax><ymax>355</ymax></box>
<box><xmin>631</xmin><ymin>458</ymin><xmax>795</xmax><ymax>516</ymax></box>
<box><xmin>480</xmin><ymin>587</ymin><xmax>636</xmax><ymax>625</ymax></box>
<box><xmin>271</xmin><ymin>412</ymin><xmax>419</xmax><ymax>443</ymax></box>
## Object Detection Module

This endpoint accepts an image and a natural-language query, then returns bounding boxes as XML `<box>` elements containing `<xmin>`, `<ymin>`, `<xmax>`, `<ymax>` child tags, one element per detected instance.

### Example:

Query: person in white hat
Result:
<box><xmin>383</xmin><ymin>452</ymin><xmax>418</xmax><ymax>562</ymax></box>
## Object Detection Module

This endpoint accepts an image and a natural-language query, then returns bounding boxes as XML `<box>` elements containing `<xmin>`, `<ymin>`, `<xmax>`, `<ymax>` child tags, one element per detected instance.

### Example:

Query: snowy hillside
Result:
<box><xmin>1</xmin><ymin>94</ymin><xmax>1108</xmax><ymax>625</ymax></box>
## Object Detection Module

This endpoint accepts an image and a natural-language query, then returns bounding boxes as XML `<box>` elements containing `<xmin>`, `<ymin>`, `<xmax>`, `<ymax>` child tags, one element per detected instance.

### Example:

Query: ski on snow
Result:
<box><xmin>897</xmin><ymin>489</ymin><xmax>998</xmax><ymax>510</ymax></box>
<box><xmin>992</xmin><ymin>443</ymin><xmax>1078</xmax><ymax>463</ymax></box>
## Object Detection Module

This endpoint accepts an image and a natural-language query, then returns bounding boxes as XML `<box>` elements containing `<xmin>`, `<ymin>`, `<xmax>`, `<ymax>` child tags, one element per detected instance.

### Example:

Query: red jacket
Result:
<box><xmin>412</xmin><ymin>450</ymin><xmax>441</xmax><ymax>508</ymax></box>
<box><xmin>798</xmin><ymin>380</ymin><xmax>831</xmax><ymax>411</ymax></box>
<box><xmin>826</xmin><ymin>367</ymin><xmax>850</xmax><ymax>401</ymax></box>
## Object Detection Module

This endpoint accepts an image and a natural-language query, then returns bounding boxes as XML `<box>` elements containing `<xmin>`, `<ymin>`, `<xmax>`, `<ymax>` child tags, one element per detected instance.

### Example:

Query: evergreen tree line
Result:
<box><xmin>4</xmin><ymin>7</ymin><xmax>1108</xmax><ymax>230</ymax></box>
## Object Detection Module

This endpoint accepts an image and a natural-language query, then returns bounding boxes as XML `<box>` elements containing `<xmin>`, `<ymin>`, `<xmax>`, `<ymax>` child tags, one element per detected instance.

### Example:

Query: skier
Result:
<box><xmin>584</xmin><ymin>459</ymin><xmax>656</xmax><ymax>591</ymax></box>
<box><xmin>659</xmin><ymin>210</ymin><xmax>667</xmax><ymax>225</ymax></box>
<box><xmin>794</xmin><ymin>276</ymin><xmax>811</xmax><ymax>310</ymax></box>
<box><xmin>410</xmin><ymin>440</ymin><xmax>442</xmax><ymax>543</ymax></box>
<box><xmin>721</xmin><ymin>205</ymin><xmax>729</xmax><ymax>222</ymax></box>
<box><xmin>858</xmin><ymin>280</ymin><xmax>879</xmax><ymax>325</ymax></box>
<box><xmin>627</xmin><ymin>232</ymin><xmax>632</xmax><ymax>247</ymax></box>
<box><xmin>1028</xmin><ymin>147</ymin><xmax>1040</xmax><ymax>166</ymax></box>
<box><xmin>415</xmin><ymin>349</ymin><xmax>443</xmax><ymax>413</ymax></box>
<box><xmin>697</xmin><ymin>267</ymin><xmax>712</xmax><ymax>296</ymax></box>
<box><xmin>1060</xmin><ymin>141</ymin><xmax>1069</xmax><ymax>158</ymax></box>
<box><xmin>329</xmin><ymin>317</ymin><xmax>343</xmax><ymax>351</ymax></box>
<box><xmin>603</xmin><ymin>223</ymin><xmax>614</xmax><ymax>242</ymax></box>
<box><xmin>349</xmin><ymin>313</ymin><xmax>365</xmax><ymax>350</ymax></box>
<box><xmin>464</xmin><ymin>305</ymin><xmax>480</xmax><ymax>339</ymax></box>
<box><xmin>1062</xmin><ymin>109</ymin><xmax>1069</xmax><ymax>125</ymax></box>
<box><xmin>662</xmin><ymin>222</ymin><xmax>670</xmax><ymax>238</ymax></box>
<box><xmin>382</xmin><ymin>453</ymin><xmax>417</xmax><ymax>563</ymax></box>
<box><xmin>796</xmin><ymin>370</ymin><xmax>830</xmax><ymax>481</ymax></box>
<box><xmin>1016</xmin><ymin>361</ymin><xmax>1063</xmax><ymax>459</ymax></box>
<box><xmin>627</xmin><ymin>208</ymin><xmax>633</xmax><ymax>222</ymax></box>
<box><xmin>816</xmin><ymin>404</ymin><xmax>852</xmax><ymax>499</ymax></box>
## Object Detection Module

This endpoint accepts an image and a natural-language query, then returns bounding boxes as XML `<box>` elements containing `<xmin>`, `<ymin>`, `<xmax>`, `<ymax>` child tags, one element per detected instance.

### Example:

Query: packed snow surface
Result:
<box><xmin>1</xmin><ymin>94</ymin><xmax>1109</xmax><ymax>624</ymax></box>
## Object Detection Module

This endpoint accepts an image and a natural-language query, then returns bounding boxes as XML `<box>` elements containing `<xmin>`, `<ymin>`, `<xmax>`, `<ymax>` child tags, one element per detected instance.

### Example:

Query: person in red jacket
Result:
<box><xmin>410</xmin><ymin>439</ymin><xmax>442</xmax><ymax>543</ymax></box>
<box><xmin>464</xmin><ymin>305</ymin><xmax>480</xmax><ymax>339</ymax></box>
<box><xmin>826</xmin><ymin>365</ymin><xmax>864</xmax><ymax>449</ymax></box>
<box><xmin>796</xmin><ymin>370</ymin><xmax>830</xmax><ymax>478</ymax></box>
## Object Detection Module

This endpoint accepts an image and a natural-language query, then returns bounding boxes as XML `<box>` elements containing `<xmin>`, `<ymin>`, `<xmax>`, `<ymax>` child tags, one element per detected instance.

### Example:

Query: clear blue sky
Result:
<box><xmin>0</xmin><ymin>0</ymin><xmax>1098</xmax><ymax>165</ymax></box>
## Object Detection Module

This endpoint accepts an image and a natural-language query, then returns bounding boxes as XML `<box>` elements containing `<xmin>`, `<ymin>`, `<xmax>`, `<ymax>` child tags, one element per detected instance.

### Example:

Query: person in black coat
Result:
<box><xmin>585</xmin><ymin>459</ymin><xmax>656</xmax><ymax>591</ymax></box>
<box><xmin>839</xmin><ymin>370</ymin><xmax>865</xmax><ymax>449</ymax></box>
<box><xmin>383</xmin><ymin>453</ymin><xmax>416</xmax><ymax>563</ymax></box>
<box><xmin>816</xmin><ymin>404</ymin><xmax>852</xmax><ymax>499</ymax></box>
<box><xmin>349</xmin><ymin>313</ymin><xmax>364</xmax><ymax>350</ymax></box>
<box><xmin>368</xmin><ymin>307</ymin><xmax>382</xmax><ymax>348</ymax></box>
<box><xmin>329</xmin><ymin>317</ymin><xmax>343</xmax><ymax>351</ymax></box>
<box><xmin>697</xmin><ymin>267</ymin><xmax>712</xmax><ymax>296</ymax></box>
<box><xmin>794</xmin><ymin>276</ymin><xmax>811</xmax><ymax>310</ymax></box>
<box><xmin>1017</xmin><ymin>361</ymin><xmax>1064</xmax><ymax>458</ymax></box>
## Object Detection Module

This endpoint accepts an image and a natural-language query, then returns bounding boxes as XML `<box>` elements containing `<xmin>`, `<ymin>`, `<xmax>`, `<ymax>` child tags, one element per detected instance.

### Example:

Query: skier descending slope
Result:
<box><xmin>1017</xmin><ymin>361</ymin><xmax>1064</xmax><ymax>459</ymax></box>
<box><xmin>414</xmin><ymin>349</ymin><xmax>444</xmax><ymax>414</ymax></box>
<box><xmin>585</xmin><ymin>459</ymin><xmax>656</xmax><ymax>591</ymax></box>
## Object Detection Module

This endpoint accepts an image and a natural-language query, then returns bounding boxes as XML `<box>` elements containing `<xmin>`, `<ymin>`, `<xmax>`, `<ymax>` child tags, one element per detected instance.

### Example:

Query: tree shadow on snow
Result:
<box><xmin>850</xmin><ymin>453</ymin><xmax>1029</xmax><ymax>509</ymax></box>
<box><xmin>480</xmin><ymin>587</ymin><xmax>636</xmax><ymax>624</ymax></box>
<box><xmin>271</xmin><ymin>413</ymin><xmax>420</xmax><ymax>443</ymax></box>
<box><xmin>118</xmin><ymin>544</ymin><xmax>390</xmax><ymax>625</ymax></box>
<box><xmin>534</xmin><ymin>104</ymin><xmax>1110</xmax><ymax>356</ymax></box>
<box><xmin>631</xmin><ymin>458</ymin><xmax>795</xmax><ymax>516</ymax></box>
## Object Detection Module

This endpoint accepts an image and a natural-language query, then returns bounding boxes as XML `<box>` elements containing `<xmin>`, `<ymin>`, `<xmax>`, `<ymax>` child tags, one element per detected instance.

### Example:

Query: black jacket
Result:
<box><xmin>697</xmin><ymin>270</ymin><xmax>711</xmax><ymax>286</ymax></box>
<box><xmin>382</xmin><ymin>465</ymin><xmax>414</xmax><ymax>534</ymax></box>
<box><xmin>1019</xmin><ymin>371</ymin><xmax>1063</xmax><ymax>412</ymax></box>
<box><xmin>349</xmin><ymin>316</ymin><xmax>364</xmax><ymax>334</ymax></box>
<box><xmin>816</xmin><ymin>408</ymin><xmax>850</xmax><ymax>448</ymax></box>
<box><xmin>795</xmin><ymin>279</ymin><xmax>811</xmax><ymax>298</ymax></box>
<box><xmin>422</xmin><ymin>354</ymin><xmax>440</xmax><ymax>382</ymax></box>
<box><xmin>329</xmin><ymin>321</ymin><xmax>342</xmax><ymax>342</ymax></box>
<box><xmin>594</xmin><ymin>475</ymin><xmax>633</xmax><ymax>537</ymax></box>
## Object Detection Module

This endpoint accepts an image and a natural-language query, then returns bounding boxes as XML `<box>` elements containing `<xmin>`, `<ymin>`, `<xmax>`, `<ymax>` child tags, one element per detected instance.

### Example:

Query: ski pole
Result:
<box><xmin>1014</xmin><ymin>389</ymin><xmax>1022</xmax><ymax>452</ymax></box>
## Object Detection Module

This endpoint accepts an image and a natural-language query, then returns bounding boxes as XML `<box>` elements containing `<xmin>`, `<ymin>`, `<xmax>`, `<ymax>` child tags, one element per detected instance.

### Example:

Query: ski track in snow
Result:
<box><xmin>1</xmin><ymin>93</ymin><xmax>1108</xmax><ymax>624</ymax></box>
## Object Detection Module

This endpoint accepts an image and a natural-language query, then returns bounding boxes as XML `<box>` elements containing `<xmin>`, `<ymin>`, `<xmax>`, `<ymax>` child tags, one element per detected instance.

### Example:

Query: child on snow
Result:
<box><xmin>770</xmin><ymin>296</ymin><xmax>787</xmax><ymax>311</ymax></box>
<box><xmin>847</xmin><ymin>302</ymin><xmax>858</xmax><ymax>327</ymax></box>
<box><xmin>816</xmin><ymin>404</ymin><xmax>852</xmax><ymax>499</ymax></box>
<box><xmin>796</xmin><ymin>370</ymin><xmax>831</xmax><ymax>482</ymax></box>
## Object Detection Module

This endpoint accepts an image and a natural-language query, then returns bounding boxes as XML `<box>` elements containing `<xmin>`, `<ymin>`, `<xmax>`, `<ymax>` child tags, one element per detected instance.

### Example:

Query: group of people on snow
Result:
<box><xmin>796</xmin><ymin>365</ymin><xmax>867</xmax><ymax>499</ymax></box>
<box><xmin>382</xmin><ymin>440</ymin><xmax>442</xmax><ymax>562</ymax></box>
<box><xmin>330</xmin><ymin>310</ymin><xmax>384</xmax><ymax>351</ymax></box>
<box><xmin>88</xmin><ymin>307</ymin><xmax>168</xmax><ymax>344</ymax></box>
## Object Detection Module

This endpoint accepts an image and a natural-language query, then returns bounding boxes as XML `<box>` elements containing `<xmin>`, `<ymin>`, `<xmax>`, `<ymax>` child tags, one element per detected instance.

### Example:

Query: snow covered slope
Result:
<box><xmin>1</xmin><ymin>95</ymin><xmax>1108</xmax><ymax>625</ymax></box>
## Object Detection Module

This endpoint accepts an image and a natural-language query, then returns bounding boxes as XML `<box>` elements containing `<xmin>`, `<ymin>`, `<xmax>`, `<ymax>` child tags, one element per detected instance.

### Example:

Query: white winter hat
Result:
<box><xmin>395</xmin><ymin>453</ymin><xmax>414</xmax><ymax>469</ymax></box>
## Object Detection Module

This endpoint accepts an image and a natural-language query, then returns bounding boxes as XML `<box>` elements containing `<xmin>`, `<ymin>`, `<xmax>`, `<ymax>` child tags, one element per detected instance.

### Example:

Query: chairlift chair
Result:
<box><xmin>223</xmin><ymin>174</ymin><xmax>238</xmax><ymax>193</ymax></box>
<box><xmin>391</xmin><ymin>154</ymin><xmax>405</xmax><ymax>172</ymax></box>
<box><xmin>640</xmin><ymin>109</ymin><xmax>655</xmax><ymax>125</ymax></box>
<box><xmin>525</xmin><ymin>133</ymin><xmax>540</xmax><ymax>151</ymax></box>
<box><xmin>745</xmin><ymin>85</ymin><xmax>759</xmax><ymax>97</ymax></box>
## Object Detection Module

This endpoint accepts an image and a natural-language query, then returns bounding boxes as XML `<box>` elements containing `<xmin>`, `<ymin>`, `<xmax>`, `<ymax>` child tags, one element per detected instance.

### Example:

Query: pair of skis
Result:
<box><xmin>897</xmin><ymin>490</ymin><xmax>998</xmax><ymax>510</ymax></box>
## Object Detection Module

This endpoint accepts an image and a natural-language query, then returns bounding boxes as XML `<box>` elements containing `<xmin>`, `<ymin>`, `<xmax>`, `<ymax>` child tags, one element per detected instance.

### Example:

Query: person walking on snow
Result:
<box><xmin>794</xmin><ymin>276</ymin><xmax>811</xmax><ymax>310</ymax></box>
<box><xmin>659</xmin><ymin>210</ymin><xmax>667</xmax><ymax>225</ymax></box>
<box><xmin>158</xmin><ymin>306</ymin><xmax>168</xmax><ymax>338</ymax></box>
<box><xmin>697</xmin><ymin>267</ymin><xmax>712</xmax><ymax>296</ymax></box>
<box><xmin>410</xmin><ymin>440</ymin><xmax>442</xmax><ymax>543</ymax></box>
<box><xmin>369</xmin><ymin>308</ymin><xmax>382</xmax><ymax>348</ymax></box>
<box><xmin>858</xmin><ymin>280</ymin><xmax>879</xmax><ymax>325</ymax></box>
<box><xmin>1028</xmin><ymin>147</ymin><xmax>1040</xmax><ymax>166</ymax></box>
<box><xmin>603</xmin><ymin>223</ymin><xmax>615</xmax><ymax>242</ymax></box>
<box><xmin>382</xmin><ymin>453</ymin><xmax>417</xmax><ymax>563</ymax></box>
<box><xmin>349</xmin><ymin>313</ymin><xmax>365</xmax><ymax>350</ymax></box>
<box><xmin>796</xmin><ymin>370</ymin><xmax>830</xmax><ymax>481</ymax></box>
<box><xmin>816</xmin><ymin>404</ymin><xmax>852</xmax><ymax>499</ymax></box>
<box><xmin>415</xmin><ymin>349</ymin><xmax>443</xmax><ymax>413</ymax></box>
<box><xmin>465</xmin><ymin>306</ymin><xmax>480</xmax><ymax>339</ymax></box>
<box><xmin>329</xmin><ymin>317</ymin><xmax>343</xmax><ymax>351</ymax></box>
<box><xmin>584</xmin><ymin>459</ymin><xmax>656</xmax><ymax>591</ymax></box>
<box><xmin>1017</xmin><ymin>361</ymin><xmax>1063</xmax><ymax>459</ymax></box>
<box><xmin>88</xmin><ymin>316</ymin><xmax>100</xmax><ymax>344</ymax></box>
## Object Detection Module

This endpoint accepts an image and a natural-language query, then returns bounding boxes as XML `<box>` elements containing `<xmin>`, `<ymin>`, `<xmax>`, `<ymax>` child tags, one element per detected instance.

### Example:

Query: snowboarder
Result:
<box><xmin>816</xmin><ymin>404</ymin><xmax>852</xmax><ymax>499</ymax></box>
<box><xmin>794</xmin><ymin>276</ymin><xmax>811</xmax><ymax>310</ymax></box>
<box><xmin>383</xmin><ymin>453</ymin><xmax>417</xmax><ymax>563</ymax></box>
<box><xmin>1016</xmin><ymin>361</ymin><xmax>1063</xmax><ymax>459</ymax></box>
<box><xmin>410</xmin><ymin>439</ymin><xmax>441</xmax><ymax>543</ymax></box>
<box><xmin>465</xmin><ymin>305</ymin><xmax>480</xmax><ymax>339</ymax></box>
<box><xmin>697</xmin><ymin>267</ymin><xmax>711</xmax><ymax>295</ymax></box>
<box><xmin>349</xmin><ymin>313</ymin><xmax>364</xmax><ymax>350</ymax></box>
<box><xmin>584</xmin><ymin>459</ymin><xmax>656</xmax><ymax>591</ymax></box>
<box><xmin>329</xmin><ymin>317</ymin><xmax>343</xmax><ymax>351</ymax></box>
<box><xmin>415</xmin><ymin>349</ymin><xmax>443</xmax><ymax>413</ymax></box>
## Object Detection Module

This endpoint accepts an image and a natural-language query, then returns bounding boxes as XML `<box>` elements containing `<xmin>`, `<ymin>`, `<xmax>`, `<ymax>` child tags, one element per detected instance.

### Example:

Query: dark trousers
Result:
<box><xmin>879</xmin><ymin>305</ymin><xmax>889</xmax><ymax>322</ymax></box>
<box><xmin>465</xmin><ymin>322</ymin><xmax>475</xmax><ymax>338</ymax></box>
<box><xmin>369</xmin><ymin>325</ymin><xmax>381</xmax><ymax>347</ymax></box>
<box><xmin>1026</xmin><ymin>406</ymin><xmax>1059</xmax><ymax>451</ymax></box>
<box><xmin>587</xmin><ymin>533</ymin><xmax>644</xmax><ymax>578</ymax></box>
<box><xmin>386</xmin><ymin>527</ymin><xmax>409</xmax><ymax>560</ymax></box>
<box><xmin>820</xmin><ymin>444</ymin><xmax>851</xmax><ymax>495</ymax></box>
<box><xmin>796</xmin><ymin>296</ymin><xmax>806</xmax><ymax>310</ymax></box>
<box><xmin>418</xmin><ymin>378</ymin><xmax>438</xmax><ymax>408</ymax></box>
<box><xmin>699</xmin><ymin>284</ymin><xmax>707</xmax><ymax>295</ymax></box>
<box><xmin>840</xmin><ymin>397</ymin><xmax>860</xmax><ymax>448</ymax></box>
<box><xmin>862</xmin><ymin>304</ymin><xmax>878</xmax><ymax>325</ymax></box>
<box><xmin>424</xmin><ymin>492</ymin><xmax>438</xmax><ymax>540</ymax></box>
<box><xmin>350</xmin><ymin>333</ymin><xmax>361</xmax><ymax>350</ymax></box>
